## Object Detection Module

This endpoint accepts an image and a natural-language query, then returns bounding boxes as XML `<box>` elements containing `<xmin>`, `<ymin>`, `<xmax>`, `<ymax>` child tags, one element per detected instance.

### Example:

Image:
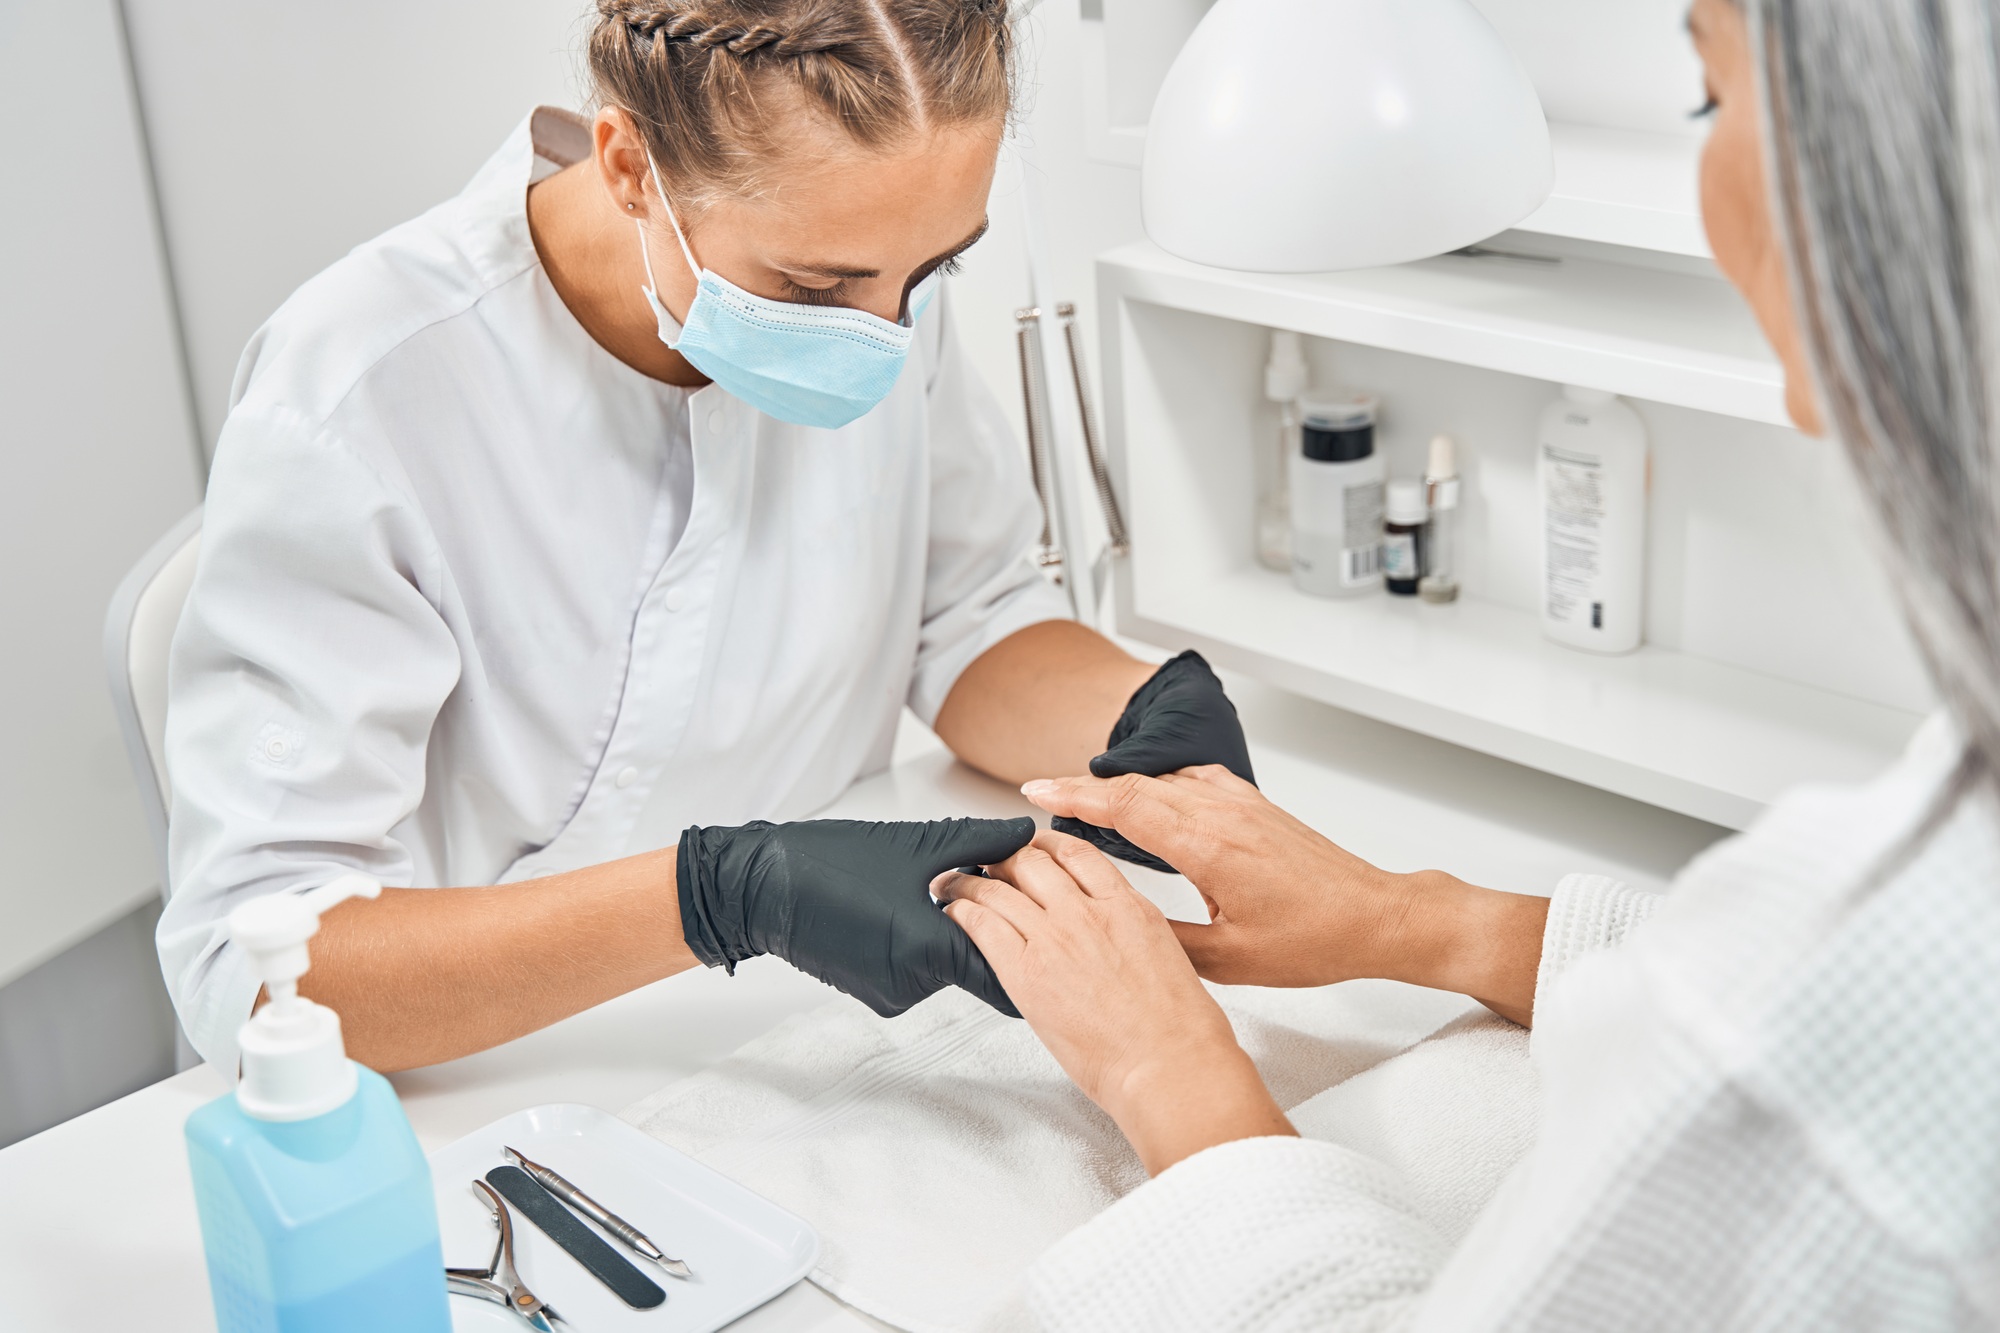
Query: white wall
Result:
<box><xmin>120</xmin><ymin>0</ymin><xmax>593</xmax><ymax>450</ymax></box>
<box><xmin>1101</xmin><ymin>0</ymin><xmax>1213</xmax><ymax>128</ymax></box>
<box><xmin>0</xmin><ymin>0</ymin><xmax>203</xmax><ymax>987</ymax></box>
<box><xmin>1469</xmin><ymin>0</ymin><xmax>1707</xmax><ymax>136</ymax></box>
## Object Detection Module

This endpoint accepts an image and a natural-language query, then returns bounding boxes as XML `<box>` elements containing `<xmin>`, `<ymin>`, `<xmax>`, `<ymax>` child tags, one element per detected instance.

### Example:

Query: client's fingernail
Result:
<box><xmin>1020</xmin><ymin>779</ymin><xmax>1057</xmax><ymax>799</ymax></box>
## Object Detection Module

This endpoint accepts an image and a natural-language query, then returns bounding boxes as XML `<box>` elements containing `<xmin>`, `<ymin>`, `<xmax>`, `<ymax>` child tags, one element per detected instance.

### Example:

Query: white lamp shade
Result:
<box><xmin>1143</xmin><ymin>0</ymin><xmax>1554</xmax><ymax>273</ymax></box>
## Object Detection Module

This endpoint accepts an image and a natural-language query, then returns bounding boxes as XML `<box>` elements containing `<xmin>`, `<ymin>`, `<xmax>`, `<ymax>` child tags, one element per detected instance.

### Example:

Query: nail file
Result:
<box><xmin>485</xmin><ymin>1165</ymin><xmax>667</xmax><ymax>1310</ymax></box>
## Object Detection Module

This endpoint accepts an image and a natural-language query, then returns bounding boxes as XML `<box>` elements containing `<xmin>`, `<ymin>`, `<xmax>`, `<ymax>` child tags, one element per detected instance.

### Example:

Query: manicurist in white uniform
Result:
<box><xmin>159</xmin><ymin>0</ymin><xmax>1256</xmax><ymax>1074</ymax></box>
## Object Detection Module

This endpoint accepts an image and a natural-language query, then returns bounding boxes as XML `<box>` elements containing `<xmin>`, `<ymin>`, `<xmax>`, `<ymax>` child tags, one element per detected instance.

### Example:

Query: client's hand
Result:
<box><xmin>1052</xmin><ymin>650</ymin><xmax>1255</xmax><ymax>875</ymax></box>
<box><xmin>1022</xmin><ymin>768</ymin><xmax>1548</xmax><ymax>1025</ymax></box>
<box><xmin>676</xmin><ymin>817</ymin><xmax>1035</xmax><ymax>1017</ymax></box>
<box><xmin>933</xmin><ymin>831</ymin><xmax>1294</xmax><ymax>1175</ymax></box>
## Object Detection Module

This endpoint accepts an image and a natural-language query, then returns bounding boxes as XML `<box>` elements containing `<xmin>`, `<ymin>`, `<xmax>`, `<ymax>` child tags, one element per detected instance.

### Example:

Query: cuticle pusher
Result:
<box><xmin>503</xmin><ymin>1144</ymin><xmax>696</xmax><ymax>1279</ymax></box>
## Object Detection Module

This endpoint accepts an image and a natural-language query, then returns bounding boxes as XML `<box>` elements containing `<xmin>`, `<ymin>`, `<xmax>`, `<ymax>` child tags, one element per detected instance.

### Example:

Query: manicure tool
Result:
<box><xmin>503</xmin><ymin>1144</ymin><xmax>696</xmax><ymax>1278</ymax></box>
<box><xmin>445</xmin><ymin>1178</ymin><xmax>567</xmax><ymax>1330</ymax></box>
<box><xmin>488</xmin><ymin>1165</ymin><xmax>668</xmax><ymax>1309</ymax></box>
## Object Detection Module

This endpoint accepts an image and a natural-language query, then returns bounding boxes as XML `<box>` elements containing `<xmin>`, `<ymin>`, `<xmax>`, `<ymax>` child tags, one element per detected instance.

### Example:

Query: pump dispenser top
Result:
<box><xmin>1264</xmin><ymin>330</ymin><xmax>1308</xmax><ymax>403</ymax></box>
<box><xmin>229</xmin><ymin>874</ymin><xmax>380</xmax><ymax>1121</ymax></box>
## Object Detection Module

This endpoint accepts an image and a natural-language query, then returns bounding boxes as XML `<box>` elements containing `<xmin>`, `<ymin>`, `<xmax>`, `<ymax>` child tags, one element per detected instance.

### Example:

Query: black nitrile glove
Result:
<box><xmin>1052</xmin><ymin>650</ymin><xmax>1255</xmax><ymax>874</ymax></box>
<box><xmin>677</xmin><ymin>816</ymin><xmax>1035</xmax><ymax>1018</ymax></box>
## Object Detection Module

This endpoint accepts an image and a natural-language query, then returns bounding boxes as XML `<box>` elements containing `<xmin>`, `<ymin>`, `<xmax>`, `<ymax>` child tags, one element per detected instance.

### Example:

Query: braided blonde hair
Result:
<box><xmin>589</xmin><ymin>0</ymin><xmax>1014</xmax><ymax>213</ymax></box>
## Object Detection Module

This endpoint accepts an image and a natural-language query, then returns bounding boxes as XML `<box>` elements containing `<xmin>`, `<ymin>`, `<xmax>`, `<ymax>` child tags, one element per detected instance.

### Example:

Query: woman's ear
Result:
<box><xmin>593</xmin><ymin>107</ymin><xmax>654</xmax><ymax>220</ymax></box>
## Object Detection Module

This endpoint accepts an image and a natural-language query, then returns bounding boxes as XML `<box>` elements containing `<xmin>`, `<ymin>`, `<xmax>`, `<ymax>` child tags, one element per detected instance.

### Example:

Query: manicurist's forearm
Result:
<box><xmin>933</xmin><ymin>620</ymin><xmax>1155</xmax><ymax>785</ymax></box>
<box><xmin>1393</xmin><ymin>872</ymin><xmax>1550</xmax><ymax>1027</ymax></box>
<box><xmin>297</xmin><ymin>847</ymin><xmax>699</xmax><ymax>1071</ymax></box>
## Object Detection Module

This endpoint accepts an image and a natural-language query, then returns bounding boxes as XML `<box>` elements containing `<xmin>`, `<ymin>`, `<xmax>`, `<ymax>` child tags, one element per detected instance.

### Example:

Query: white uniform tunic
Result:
<box><xmin>159</xmin><ymin>108</ymin><xmax>1067</xmax><ymax>1072</ymax></box>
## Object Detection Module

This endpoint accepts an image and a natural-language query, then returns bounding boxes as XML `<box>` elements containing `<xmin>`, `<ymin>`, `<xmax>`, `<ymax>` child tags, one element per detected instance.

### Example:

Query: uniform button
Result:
<box><xmin>664</xmin><ymin>586</ymin><xmax>689</xmax><ymax>612</ymax></box>
<box><xmin>707</xmin><ymin>408</ymin><xmax>727</xmax><ymax>432</ymax></box>
<box><xmin>265</xmin><ymin>737</ymin><xmax>289</xmax><ymax>759</ymax></box>
<box><xmin>615</xmin><ymin>766</ymin><xmax>639</xmax><ymax>790</ymax></box>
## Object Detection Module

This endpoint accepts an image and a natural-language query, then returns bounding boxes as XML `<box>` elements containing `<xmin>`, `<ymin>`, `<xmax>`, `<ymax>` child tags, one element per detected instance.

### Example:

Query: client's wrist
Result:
<box><xmin>1100</xmin><ymin>1038</ymin><xmax>1295</xmax><ymax>1177</ymax></box>
<box><xmin>1391</xmin><ymin>871</ymin><xmax>1549</xmax><ymax>1026</ymax></box>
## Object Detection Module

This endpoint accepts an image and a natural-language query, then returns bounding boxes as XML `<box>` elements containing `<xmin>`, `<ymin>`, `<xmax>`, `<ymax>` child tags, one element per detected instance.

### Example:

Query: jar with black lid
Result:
<box><xmin>1289</xmin><ymin>392</ymin><xmax>1384</xmax><ymax>598</ymax></box>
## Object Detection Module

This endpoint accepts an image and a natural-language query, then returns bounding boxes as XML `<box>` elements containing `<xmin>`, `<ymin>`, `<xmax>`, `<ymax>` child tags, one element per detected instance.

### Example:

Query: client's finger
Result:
<box><xmin>942</xmin><ymin>899</ymin><xmax>1027</xmax><ymax>982</ymax></box>
<box><xmin>985</xmin><ymin>841</ymin><xmax>1093</xmax><ymax>917</ymax></box>
<box><xmin>1017</xmin><ymin>773</ymin><xmax>1202</xmax><ymax>848</ymax></box>
<box><xmin>931</xmin><ymin>867</ymin><xmax>1045</xmax><ymax>939</ymax></box>
<box><xmin>1039</xmin><ymin>830</ymin><xmax>1143</xmax><ymax>901</ymax></box>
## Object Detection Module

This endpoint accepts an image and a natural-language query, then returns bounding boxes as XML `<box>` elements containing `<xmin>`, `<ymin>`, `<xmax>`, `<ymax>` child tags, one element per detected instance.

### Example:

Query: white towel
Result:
<box><xmin>622</xmin><ymin>979</ymin><xmax>1536</xmax><ymax>1333</ymax></box>
<box><xmin>1283</xmin><ymin>1008</ymin><xmax>1540</xmax><ymax>1246</ymax></box>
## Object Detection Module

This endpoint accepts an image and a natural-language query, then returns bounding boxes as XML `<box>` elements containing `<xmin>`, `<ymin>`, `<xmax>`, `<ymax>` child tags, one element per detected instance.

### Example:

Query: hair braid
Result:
<box><xmin>600</xmin><ymin>1</ymin><xmax>855</xmax><ymax>58</ymax></box>
<box><xmin>588</xmin><ymin>0</ymin><xmax>1013</xmax><ymax>215</ymax></box>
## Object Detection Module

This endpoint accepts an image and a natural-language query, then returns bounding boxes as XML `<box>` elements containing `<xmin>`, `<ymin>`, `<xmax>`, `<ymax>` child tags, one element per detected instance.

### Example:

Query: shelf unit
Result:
<box><xmin>1096</xmin><ymin>242</ymin><xmax>1926</xmax><ymax>831</ymax></box>
<box><xmin>1099</xmin><ymin>239</ymin><xmax>1785</xmax><ymax>427</ymax></box>
<box><xmin>1120</xmin><ymin>566</ymin><xmax>1915</xmax><ymax>830</ymax></box>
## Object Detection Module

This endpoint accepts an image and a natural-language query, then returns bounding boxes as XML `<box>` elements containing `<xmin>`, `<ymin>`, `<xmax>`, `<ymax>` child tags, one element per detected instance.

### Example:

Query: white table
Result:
<box><xmin>0</xmin><ymin>684</ymin><xmax>1725</xmax><ymax>1330</ymax></box>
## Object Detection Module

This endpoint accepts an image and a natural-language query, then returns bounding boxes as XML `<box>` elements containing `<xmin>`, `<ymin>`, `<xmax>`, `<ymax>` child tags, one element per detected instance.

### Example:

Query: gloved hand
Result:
<box><xmin>1051</xmin><ymin>650</ymin><xmax>1255</xmax><ymax>874</ymax></box>
<box><xmin>676</xmin><ymin>816</ymin><xmax>1035</xmax><ymax>1018</ymax></box>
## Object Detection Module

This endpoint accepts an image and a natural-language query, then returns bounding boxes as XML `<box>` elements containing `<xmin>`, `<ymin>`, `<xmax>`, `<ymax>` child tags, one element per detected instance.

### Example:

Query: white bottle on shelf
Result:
<box><xmin>1290</xmin><ymin>392</ymin><xmax>1383</xmax><ymax>598</ymax></box>
<box><xmin>1419</xmin><ymin>434</ymin><xmax>1461</xmax><ymax>604</ymax></box>
<box><xmin>1538</xmin><ymin>385</ymin><xmax>1648</xmax><ymax>654</ymax></box>
<box><xmin>1257</xmin><ymin>330</ymin><xmax>1309</xmax><ymax>573</ymax></box>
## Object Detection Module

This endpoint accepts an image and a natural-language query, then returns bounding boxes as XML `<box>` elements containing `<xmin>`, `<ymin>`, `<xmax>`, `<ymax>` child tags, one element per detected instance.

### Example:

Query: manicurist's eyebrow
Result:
<box><xmin>781</xmin><ymin>219</ymin><xmax>990</xmax><ymax>282</ymax></box>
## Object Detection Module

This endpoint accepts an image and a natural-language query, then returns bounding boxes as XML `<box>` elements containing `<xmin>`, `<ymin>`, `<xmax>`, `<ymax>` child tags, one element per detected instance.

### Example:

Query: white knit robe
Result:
<box><xmin>1027</xmin><ymin>714</ymin><xmax>2000</xmax><ymax>1330</ymax></box>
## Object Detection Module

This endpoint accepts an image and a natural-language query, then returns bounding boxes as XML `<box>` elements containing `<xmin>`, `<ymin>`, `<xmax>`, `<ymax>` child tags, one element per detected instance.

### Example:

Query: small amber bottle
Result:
<box><xmin>1383</xmin><ymin>479</ymin><xmax>1427</xmax><ymax>596</ymax></box>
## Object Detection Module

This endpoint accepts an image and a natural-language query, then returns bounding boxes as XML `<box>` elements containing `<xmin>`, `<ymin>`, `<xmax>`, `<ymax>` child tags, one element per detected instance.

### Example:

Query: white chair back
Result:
<box><xmin>104</xmin><ymin>510</ymin><xmax>201</xmax><ymax>898</ymax></box>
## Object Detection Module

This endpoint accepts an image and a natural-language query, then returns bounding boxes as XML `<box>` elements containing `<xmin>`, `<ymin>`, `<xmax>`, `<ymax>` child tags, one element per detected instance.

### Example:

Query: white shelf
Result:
<box><xmin>1124</xmin><ymin>568</ymin><xmax>1922</xmax><ymax>830</ymax></box>
<box><xmin>1517</xmin><ymin>123</ymin><xmax>1711</xmax><ymax>259</ymax></box>
<box><xmin>1099</xmin><ymin>238</ymin><xmax>1788</xmax><ymax>426</ymax></box>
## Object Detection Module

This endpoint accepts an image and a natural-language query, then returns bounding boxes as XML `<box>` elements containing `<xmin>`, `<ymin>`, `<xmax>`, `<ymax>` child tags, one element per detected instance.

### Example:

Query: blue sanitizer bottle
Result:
<box><xmin>185</xmin><ymin>876</ymin><xmax>451</xmax><ymax>1332</ymax></box>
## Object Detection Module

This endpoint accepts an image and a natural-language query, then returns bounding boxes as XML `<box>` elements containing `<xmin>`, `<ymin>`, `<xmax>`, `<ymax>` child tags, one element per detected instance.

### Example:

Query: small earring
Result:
<box><xmin>626</xmin><ymin>202</ymin><xmax>637</xmax><ymax>211</ymax></box>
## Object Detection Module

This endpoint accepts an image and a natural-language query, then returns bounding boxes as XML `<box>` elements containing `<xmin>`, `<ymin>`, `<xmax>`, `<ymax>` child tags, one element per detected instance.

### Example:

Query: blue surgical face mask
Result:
<box><xmin>636</xmin><ymin>160</ymin><xmax>939</xmax><ymax>429</ymax></box>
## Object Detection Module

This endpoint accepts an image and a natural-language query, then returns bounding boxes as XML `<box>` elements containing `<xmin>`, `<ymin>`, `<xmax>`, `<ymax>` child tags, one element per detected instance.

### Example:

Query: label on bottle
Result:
<box><xmin>1340</xmin><ymin>480</ymin><xmax>1384</xmax><ymax>587</ymax></box>
<box><xmin>1543</xmin><ymin>444</ymin><xmax>1605</xmax><ymax>626</ymax></box>
<box><xmin>1382</xmin><ymin>531</ymin><xmax>1420</xmax><ymax>580</ymax></box>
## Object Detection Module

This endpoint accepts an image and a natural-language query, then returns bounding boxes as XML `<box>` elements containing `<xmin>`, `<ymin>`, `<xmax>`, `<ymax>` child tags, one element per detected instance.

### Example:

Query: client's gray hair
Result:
<box><xmin>1749</xmin><ymin>0</ymin><xmax>2000</xmax><ymax>797</ymax></box>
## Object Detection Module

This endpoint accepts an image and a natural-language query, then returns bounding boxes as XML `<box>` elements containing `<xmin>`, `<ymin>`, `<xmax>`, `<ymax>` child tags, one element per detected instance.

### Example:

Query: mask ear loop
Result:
<box><xmin>633</xmin><ymin>155</ymin><xmax>704</xmax><ymax>338</ymax></box>
<box><xmin>644</xmin><ymin>156</ymin><xmax>702</xmax><ymax>281</ymax></box>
